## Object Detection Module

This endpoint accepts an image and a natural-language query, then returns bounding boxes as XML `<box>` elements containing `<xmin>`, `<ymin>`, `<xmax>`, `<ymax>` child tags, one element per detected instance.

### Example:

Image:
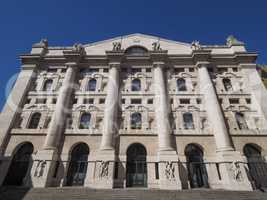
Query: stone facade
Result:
<box><xmin>0</xmin><ymin>34</ymin><xmax>267</xmax><ymax>190</ymax></box>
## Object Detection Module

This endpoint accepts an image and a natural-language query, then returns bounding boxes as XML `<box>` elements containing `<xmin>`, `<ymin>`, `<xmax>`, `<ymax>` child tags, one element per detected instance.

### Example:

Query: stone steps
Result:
<box><xmin>0</xmin><ymin>187</ymin><xmax>267</xmax><ymax>200</ymax></box>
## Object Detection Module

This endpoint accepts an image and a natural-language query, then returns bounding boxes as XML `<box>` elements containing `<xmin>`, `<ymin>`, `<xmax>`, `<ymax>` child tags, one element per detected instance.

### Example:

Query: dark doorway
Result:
<box><xmin>66</xmin><ymin>143</ymin><xmax>89</xmax><ymax>186</ymax></box>
<box><xmin>244</xmin><ymin>144</ymin><xmax>267</xmax><ymax>188</ymax></box>
<box><xmin>185</xmin><ymin>144</ymin><xmax>209</xmax><ymax>188</ymax></box>
<box><xmin>3</xmin><ymin>142</ymin><xmax>34</xmax><ymax>186</ymax></box>
<box><xmin>126</xmin><ymin>143</ymin><xmax>147</xmax><ymax>187</ymax></box>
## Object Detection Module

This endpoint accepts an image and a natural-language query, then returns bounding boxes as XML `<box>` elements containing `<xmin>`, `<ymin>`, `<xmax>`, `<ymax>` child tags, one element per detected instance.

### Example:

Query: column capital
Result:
<box><xmin>195</xmin><ymin>61</ymin><xmax>210</xmax><ymax>68</ymax></box>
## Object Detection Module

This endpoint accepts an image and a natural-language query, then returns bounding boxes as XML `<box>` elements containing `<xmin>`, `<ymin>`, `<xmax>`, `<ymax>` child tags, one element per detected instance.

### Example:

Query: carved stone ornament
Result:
<box><xmin>152</xmin><ymin>41</ymin><xmax>162</xmax><ymax>51</ymax></box>
<box><xmin>165</xmin><ymin>161</ymin><xmax>175</xmax><ymax>180</ymax></box>
<box><xmin>32</xmin><ymin>39</ymin><xmax>48</xmax><ymax>48</ymax></box>
<box><xmin>99</xmin><ymin>161</ymin><xmax>109</xmax><ymax>178</ymax></box>
<box><xmin>112</xmin><ymin>42</ymin><xmax>122</xmax><ymax>51</ymax></box>
<box><xmin>226</xmin><ymin>35</ymin><xmax>244</xmax><ymax>46</ymax></box>
<box><xmin>230</xmin><ymin>162</ymin><xmax>243</xmax><ymax>182</ymax></box>
<box><xmin>34</xmin><ymin>160</ymin><xmax>47</xmax><ymax>178</ymax></box>
<box><xmin>191</xmin><ymin>41</ymin><xmax>201</xmax><ymax>50</ymax></box>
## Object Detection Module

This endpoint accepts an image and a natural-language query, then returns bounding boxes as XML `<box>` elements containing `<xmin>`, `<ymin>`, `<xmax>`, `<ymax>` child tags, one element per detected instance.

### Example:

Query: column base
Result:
<box><xmin>86</xmin><ymin>149</ymin><xmax>115</xmax><ymax>189</ymax></box>
<box><xmin>215</xmin><ymin>150</ymin><xmax>253</xmax><ymax>191</ymax></box>
<box><xmin>158</xmin><ymin>150</ymin><xmax>182</xmax><ymax>190</ymax></box>
<box><xmin>30</xmin><ymin>149</ymin><xmax>58</xmax><ymax>188</ymax></box>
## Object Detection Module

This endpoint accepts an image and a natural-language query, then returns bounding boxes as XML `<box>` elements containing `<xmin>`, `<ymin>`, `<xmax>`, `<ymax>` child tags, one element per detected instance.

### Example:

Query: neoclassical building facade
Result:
<box><xmin>0</xmin><ymin>34</ymin><xmax>266</xmax><ymax>190</ymax></box>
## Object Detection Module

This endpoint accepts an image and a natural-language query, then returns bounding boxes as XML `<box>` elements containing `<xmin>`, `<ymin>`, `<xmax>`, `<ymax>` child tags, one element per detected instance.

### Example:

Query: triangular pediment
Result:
<box><xmin>84</xmin><ymin>33</ymin><xmax>192</xmax><ymax>55</ymax></box>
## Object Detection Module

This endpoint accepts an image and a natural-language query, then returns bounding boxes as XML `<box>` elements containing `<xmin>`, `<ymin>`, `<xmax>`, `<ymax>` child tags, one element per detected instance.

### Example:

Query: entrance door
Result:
<box><xmin>66</xmin><ymin>143</ymin><xmax>89</xmax><ymax>186</ymax></box>
<box><xmin>185</xmin><ymin>144</ymin><xmax>208</xmax><ymax>188</ymax></box>
<box><xmin>3</xmin><ymin>142</ymin><xmax>33</xmax><ymax>186</ymax></box>
<box><xmin>126</xmin><ymin>143</ymin><xmax>147</xmax><ymax>187</ymax></box>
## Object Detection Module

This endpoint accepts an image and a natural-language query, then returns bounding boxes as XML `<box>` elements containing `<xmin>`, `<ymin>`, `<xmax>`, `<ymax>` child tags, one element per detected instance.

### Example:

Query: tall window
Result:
<box><xmin>87</xmin><ymin>79</ymin><xmax>97</xmax><ymax>91</ymax></box>
<box><xmin>131</xmin><ymin>112</ymin><xmax>142</xmax><ymax>129</ymax></box>
<box><xmin>177</xmin><ymin>78</ymin><xmax>186</xmax><ymax>91</ymax></box>
<box><xmin>131</xmin><ymin>79</ymin><xmax>141</xmax><ymax>91</ymax></box>
<box><xmin>43</xmin><ymin>79</ymin><xmax>53</xmax><ymax>91</ymax></box>
<box><xmin>235</xmin><ymin>112</ymin><xmax>248</xmax><ymax>130</ymax></box>
<box><xmin>28</xmin><ymin>113</ymin><xmax>41</xmax><ymax>129</ymax></box>
<box><xmin>183</xmin><ymin>112</ymin><xmax>194</xmax><ymax>129</ymax></box>
<box><xmin>79</xmin><ymin>113</ymin><xmax>91</xmax><ymax>129</ymax></box>
<box><xmin>222</xmin><ymin>78</ymin><xmax>232</xmax><ymax>91</ymax></box>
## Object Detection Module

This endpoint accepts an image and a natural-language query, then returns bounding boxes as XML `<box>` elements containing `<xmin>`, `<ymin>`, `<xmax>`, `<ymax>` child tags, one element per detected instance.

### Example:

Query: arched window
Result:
<box><xmin>131</xmin><ymin>79</ymin><xmax>141</xmax><ymax>91</ymax></box>
<box><xmin>79</xmin><ymin>113</ymin><xmax>91</xmax><ymax>129</ymax></box>
<box><xmin>43</xmin><ymin>79</ymin><xmax>53</xmax><ymax>91</ymax></box>
<box><xmin>3</xmin><ymin>142</ymin><xmax>34</xmax><ymax>186</ymax></box>
<box><xmin>243</xmin><ymin>144</ymin><xmax>266</xmax><ymax>189</ymax></box>
<box><xmin>125</xmin><ymin>46</ymin><xmax>148</xmax><ymax>56</ymax></box>
<box><xmin>222</xmin><ymin>78</ymin><xmax>232</xmax><ymax>91</ymax></box>
<box><xmin>87</xmin><ymin>79</ymin><xmax>97</xmax><ymax>91</ymax></box>
<box><xmin>235</xmin><ymin>112</ymin><xmax>248</xmax><ymax>130</ymax></box>
<box><xmin>177</xmin><ymin>78</ymin><xmax>187</xmax><ymax>91</ymax></box>
<box><xmin>183</xmin><ymin>112</ymin><xmax>194</xmax><ymax>129</ymax></box>
<box><xmin>131</xmin><ymin>112</ymin><xmax>142</xmax><ymax>129</ymax></box>
<box><xmin>185</xmin><ymin>144</ymin><xmax>208</xmax><ymax>188</ymax></box>
<box><xmin>66</xmin><ymin>143</ymin><xmax>89</xmax><ymax>186</ymax></box>
<box><xmin>126</xmin><ymin>143</ymin><xmax>147</xmax><ymax>187</ymax></box>
<box><xmin>28</xmin><ymin>113</ymin><xmax>41</xmax><ymax>129</ymax></box>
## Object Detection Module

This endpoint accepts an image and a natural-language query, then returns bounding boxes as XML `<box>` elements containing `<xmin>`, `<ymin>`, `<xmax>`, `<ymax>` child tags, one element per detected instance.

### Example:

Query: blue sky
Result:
<box><xmin>0</xmin><ymin>0</ymin><xmax>266</xmax><ymax>110</ymax></box>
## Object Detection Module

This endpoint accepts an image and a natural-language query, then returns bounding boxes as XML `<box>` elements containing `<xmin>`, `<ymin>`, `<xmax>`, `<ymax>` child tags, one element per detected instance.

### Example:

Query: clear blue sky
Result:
<box><xmin>0</xmin><ymin>0</ymin><xmax>266</xmax><ymax>110</ymax></box>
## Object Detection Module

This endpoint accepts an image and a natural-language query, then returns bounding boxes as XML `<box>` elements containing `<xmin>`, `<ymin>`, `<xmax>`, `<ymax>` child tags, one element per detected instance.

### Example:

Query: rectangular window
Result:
<box><xmin>72</xmin><ymin>98</ymin><xmax>78</xmax><ymax>104</ymax></box>
<box><xmin>217</xmin><ymin>67</ymin><xmax>227</xmax><ymax>73</ymax></box>
<box><xmin>36</xmin><ymin>98</ymin><xmax>46</xmax><ymax>104</ymax></box>
<box><xmin>47</xmin><ymin>68</ymin><xmax>57</xmax><ymax>73</ymax></box>
<box><xmin>103</xmin><ymin>68</ymin><xmax>109</xmax><ymax>73</ymax></box>
<box><xmin>25</xmin><ymin>98</ymin><xmax>31</xmax><ymax>104</ymax></box>
<box><xmin>246</xmin><ymin>98</ymin><xmax>251</xmax><ymax>104</ymax></box>
<box><xmin>52</xmin><ymin>98</ymin><xmax>57</xmax><ymax>104</ymax></box>
<box><xmin>174</xmin><ymin>68</ymin><xmax>184</xmax><ymax>74</ymax></box>
<box><xmin>232</xmin><ymin>67</ymin><xmax>238</xmax><ymax>72</ymax></box>
<box><xmin>99</xmin><ymin>98</ymin><xmax>105</xmax><ymax>104</ymax></box>
<box><xmin>146</xmin><ymin>68</ymin><xmax>151</xmax><ymax>72</ymax></box>
<box><xmin>180</xmin><ymin>99</ymin><xmax>190</xmax><ymax>104</ymax></box>
<box><xmin>131</xmin><ymin>68</ymin><xmax>142</xmax><ymax>74</ymax></box>
<box><xmin>131</xmin><ymin>99</ymin><xmax>142</xmax><ymax>104</ymax></box>
<box><xmin>84</xmin><ymin>98</ymin><xmax>94</xmax><ymax>104</ymax></box>
<box><xmin>147</xmin><ymin>99</ymin><xmax>153</xmax><ymax>104</ymax></box>
<box><xmin>155</xmin><ymin>162</ymin><xmax>159</xmax><ymax>180</ymax></box>
<box><xmin>121</xmin><ymin>98</ymin><xmax>125</xmax><ymax>104</ymax></box>
<box><xmin>189</xmin><ymin>68</ymin><xmax>195</xmax><ymax>72</ymax></box>
<box><xmin>229</xmin><ymin>98</ymin><xmax>239</xmax><ymax>104</ymax></box>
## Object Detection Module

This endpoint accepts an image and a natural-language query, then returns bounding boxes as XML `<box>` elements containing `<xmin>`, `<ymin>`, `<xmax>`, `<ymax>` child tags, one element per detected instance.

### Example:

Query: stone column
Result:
<box><xmin>93</xmin><ymin>63</ymin><xmax>119</xmax><ymax>189</ymax></box>
<box><xmin>198</xmin><ymin>62</ymin><xmax>252</xmax><ymax>190</ymax></box>
<box><xmin>153</xmin><ymin>62</ymin><xmax>181</xmax><ymax>190</ymax></box>
<box><xmin>198</xmin><ymin>63</ymin><xmax>234</xmax><ymax>152</ymax></box>
<box><xmin>100</xmin><ymin>63</ymin><xmax>120</xmax><ymax>150</ymax></box>
<box><xmin>31</xmin><ymin>63</ymin><xmax>77</xmax><ymax>187</ymax></box>
<box><xmin>153</xmin><ymin>63</ymin><xmax>173</xmax><ymax>151</ymax></box>
<box><xmin>0</xmin><ymin>65</ymin><xmax>36</xmax><ymax>156</ymax></box>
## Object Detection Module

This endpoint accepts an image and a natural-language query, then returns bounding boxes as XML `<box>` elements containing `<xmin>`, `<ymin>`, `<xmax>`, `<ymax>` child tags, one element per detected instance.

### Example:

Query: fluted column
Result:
<box><xmin>198</xmin><ymin>62</ymin><xmax>234</xmax><ymax>151</ymax></box>
<box><xmin>43</xmin><ymin>64</ymin><xmax>77</xmax><ymax>149</ymax></box>
<box><xmin>153</xmin><ymin>62</ymin><xmax>173</xmax><ymax>151</ymax></box>
<box><xmin>100</xmin><ymin>63</ymin><xmax>120</xmax><ymax>150</ymax></box>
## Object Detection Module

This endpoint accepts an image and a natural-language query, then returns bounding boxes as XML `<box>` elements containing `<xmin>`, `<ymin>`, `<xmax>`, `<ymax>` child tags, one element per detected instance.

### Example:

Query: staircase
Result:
<box><xmin>0</xmin><ymin>187</ymin><xmax>267</xmax><ymax>200</ymax></box>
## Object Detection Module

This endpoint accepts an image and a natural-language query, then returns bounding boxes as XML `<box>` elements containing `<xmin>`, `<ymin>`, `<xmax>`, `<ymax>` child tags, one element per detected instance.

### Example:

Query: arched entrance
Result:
<box><xmin>185</xmin><ymin>144</ymin><xmax>209</xmax><ymax>188</ymax></box>
<box><xmin>244</xmin><ymin>144</ymin><xmax>267</xmax><ymax>188</ymax></box>
<box><xmin>66</xmin><ymin>143</ymin><xmax>89</xmax><ymax>186</ymax></box>
<box><xmin>126</xmin><ymin>143</ymin><xmax>147</xmax><ymax>187</ymax></box>
<box><xmin>3</xmin><ymin>142</ymin><xmax>33</xmax><ymax>186</ymax></box>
